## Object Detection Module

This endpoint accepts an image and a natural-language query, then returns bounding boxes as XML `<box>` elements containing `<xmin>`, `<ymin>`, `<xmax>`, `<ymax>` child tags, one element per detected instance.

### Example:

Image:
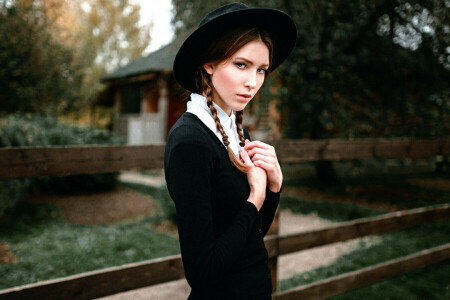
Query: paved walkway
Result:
<box><xmin>119</xmin><ymin>171</ymin><xmax>166</xmax><ymax>187</ymax></box>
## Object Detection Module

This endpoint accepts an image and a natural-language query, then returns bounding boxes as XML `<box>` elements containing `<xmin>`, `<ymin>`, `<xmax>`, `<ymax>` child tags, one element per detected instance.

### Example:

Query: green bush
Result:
<box><xmin>0</xmin><ymin>114</ymin><xmax>122</xmax><ymax>147</ymax></box>
<box><xmin>0</xmin><ymin>179</ymin><xmax>32</xmax><ymax>214</ymax></box>
<box><xmin>0</xmin><ymin>114</ymin><xmax>123</xmax><ymax>214</ymax></box>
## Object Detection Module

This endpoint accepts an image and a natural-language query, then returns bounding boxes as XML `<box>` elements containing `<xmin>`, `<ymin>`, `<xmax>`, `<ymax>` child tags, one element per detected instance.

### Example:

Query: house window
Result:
<box><xmin>120</xmin><ymin>84</ymin><xmax>142</xmax><ymax>114</ymax></box>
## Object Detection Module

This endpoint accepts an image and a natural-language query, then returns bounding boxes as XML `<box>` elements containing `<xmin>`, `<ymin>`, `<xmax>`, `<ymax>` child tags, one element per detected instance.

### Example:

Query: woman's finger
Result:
<box><xmin>244</xmin><ymin>140</ymin><xmax>274</xmax><ymax>151</ymax></box>
<box><xmin>251</xmin><ymin>153</ymin><xmax>276</xmax><ymax>165</ymax></box>
<box><xmin>239</xmin><ymin>148</ymin><xmax>254</xmax><ymax>166</ymax></box>
<box><xmin>247</xmin><ymin>147</ymin><xmax>274</xmax><ymax>159</ymax></box>
<box><xmin>253</xmin><ymin>159</ymin><xmax>275</xmax><ymax>172</ymax></box>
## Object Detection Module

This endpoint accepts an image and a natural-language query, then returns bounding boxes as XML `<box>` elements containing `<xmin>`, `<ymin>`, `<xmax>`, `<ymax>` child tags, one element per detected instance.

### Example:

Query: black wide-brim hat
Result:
<box><xmin>173</xmin><ymin>2</ymin><xmax>297</xmax><ymax>92</ymax></box>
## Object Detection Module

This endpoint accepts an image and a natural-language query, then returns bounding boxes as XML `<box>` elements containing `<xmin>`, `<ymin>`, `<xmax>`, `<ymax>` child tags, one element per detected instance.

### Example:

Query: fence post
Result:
<box><xmin>267</xmin><ymin>206</ymin><xmax>280</xmax><ymax>291</ymax></box>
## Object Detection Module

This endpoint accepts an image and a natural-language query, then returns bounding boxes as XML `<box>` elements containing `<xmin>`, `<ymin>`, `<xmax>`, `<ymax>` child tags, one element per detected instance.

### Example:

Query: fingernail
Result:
<box><xmin>245</xmin><ymin>139</ymin><xmax>249</xmax><ymax>145</ymax></box>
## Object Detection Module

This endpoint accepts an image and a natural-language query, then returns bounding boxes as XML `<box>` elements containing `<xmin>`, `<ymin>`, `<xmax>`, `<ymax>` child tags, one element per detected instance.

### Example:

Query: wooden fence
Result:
<box><xmin>2</xmin><ymin>138</ymin><xmax>449</xmax><ymax>179</ymax></box>
<box><xmin>0</xmin><ymin>138</ymin><xmax>449</xmax><ymax>300</ymax></box>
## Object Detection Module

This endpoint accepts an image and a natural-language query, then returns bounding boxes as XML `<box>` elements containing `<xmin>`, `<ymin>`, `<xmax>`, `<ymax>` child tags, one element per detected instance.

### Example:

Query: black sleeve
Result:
<box><xmin>260</xmin><ymin>188</ymin><xmax>280</xmax><ymax>236</ymax></box>
<box><xmin>242</xmin><ymin>127</ymin><xmax>280</xmax><ymax>236</ymax></box>
<box><xmin>165</xmin><ymin>140</ymin><xmax>259</xmax><ymax>290</ymax></box>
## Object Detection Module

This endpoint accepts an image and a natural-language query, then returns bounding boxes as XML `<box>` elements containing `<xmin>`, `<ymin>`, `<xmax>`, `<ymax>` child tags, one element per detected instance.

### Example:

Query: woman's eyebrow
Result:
<box><xmin>234</xmin><ymin>57</ymin><xmax>269</xmax><ymax>67</ymax></box>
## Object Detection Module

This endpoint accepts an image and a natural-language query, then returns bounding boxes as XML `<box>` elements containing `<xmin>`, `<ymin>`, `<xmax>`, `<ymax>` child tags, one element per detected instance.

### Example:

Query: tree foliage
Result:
<box><xmin>0</xmin><ymin>0</ymin><xmax>83</xmax><ymax>115</ymax></box>
<box><xmin>0</xmin><ymin>0</ymin><xmax>151</xmax><ymax>116</ymax></box>
<box><xmin>74</xmin><ymin>0</ymin><xmax>151</xmax><ymax>108</ymax></box>
<box><xmin>172</xmin><ymin>0</ymin><xmax>231</xmax><ymax>33</ymax></box>
<box><xmin>172</xmin><ymin>0</ymin><xmax>450</xmax><ymax>139</ymax></box>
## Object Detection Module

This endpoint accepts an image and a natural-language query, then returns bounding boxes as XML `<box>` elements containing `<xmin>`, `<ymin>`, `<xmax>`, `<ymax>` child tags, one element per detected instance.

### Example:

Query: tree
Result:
<box><xmin>275</xmin><ymin>0</ymin><xmax>449</xmax><ymax>139</ymax></box>
<box><xmin>0</xmin><ymin>0</ymin><xmax>152</xmax><ymax>116</ymax></box>
<box><xmin>70</xmin><ymin>0</ymin><xmax>152</xmax><ymax>112</ymax></box>
<box><xmin>172</xmin><ymin>0</ymin><xmax>230</xmax><ymax>34</ymax></box>
<box><xmin>172</xmin><ymin>0</ymin><xmax>450</xmax><ymax>139</ymax></box>
<box><xmin>0</xmin><ymin>0</ymin><xmax>83</xmax><ymax>115</ymax></box>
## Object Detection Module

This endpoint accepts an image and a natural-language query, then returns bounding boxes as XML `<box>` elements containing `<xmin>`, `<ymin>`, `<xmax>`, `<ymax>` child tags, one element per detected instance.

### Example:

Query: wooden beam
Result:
<box><xmin>0</xmin><ymin>255</ymin><xmax>184</xmax><ymax>300</ymax></box>
<box><xmin>267</xmin><ymin>208</ymin><xmax>280</xmax><ymax>290</ymax></box>
<box><xmin>267</xmin><ymin>204</ymin><xmax>450</xmax><ymax>256</ymax></box>
<box><xmin>273</xmin><ymin>243</ymin><xmax>450</xmax><ymax>300</ymax></box>
<box><xmin>273</xmin><ymin>138</ymin><xmax>450</xmax><ymax>163</ymax></box>
<box><xmin>1</xmin><ymin>139</ymin><xmax>448</xmax><ymax>179</ymax></box>
<box><xmin>0</xmin><ymin>145</ymin><xmax>165</xmax><ymax>179</ymax></box>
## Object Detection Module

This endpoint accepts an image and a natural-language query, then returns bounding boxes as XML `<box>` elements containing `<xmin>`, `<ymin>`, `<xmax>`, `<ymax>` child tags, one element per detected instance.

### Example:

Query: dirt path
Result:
<box><xmin>0</xmin><ymin>242</ymin><xmax>17</xmax><ymax>265</ymax></box>
<box><xmin>29</xmin><ymin>186</ymin><xmax>156</xmax><ymax>224</ymax></box>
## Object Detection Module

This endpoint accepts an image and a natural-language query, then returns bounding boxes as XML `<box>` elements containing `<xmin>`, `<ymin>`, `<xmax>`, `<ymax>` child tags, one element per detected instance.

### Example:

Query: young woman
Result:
<box><xmin>164</xmin><ymin>3</ymin><xmax>296</xmax><ymax>299</ymax></box>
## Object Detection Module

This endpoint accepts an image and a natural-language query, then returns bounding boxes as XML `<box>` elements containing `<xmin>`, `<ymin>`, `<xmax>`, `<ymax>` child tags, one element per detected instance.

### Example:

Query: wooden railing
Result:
<box><xmin>0</xmin><ymin>138</ymin><xmax>449</xmax><ymax>300</ymax></box>
<box><xmin>2</xmin><ymin>138</ymin><xmax>448</xmax><ymax>179</ymax></box>
<box><xmin>270</xmin><ymin>205</ymin><xmax>450</xmax><ymax>299</ymax></box>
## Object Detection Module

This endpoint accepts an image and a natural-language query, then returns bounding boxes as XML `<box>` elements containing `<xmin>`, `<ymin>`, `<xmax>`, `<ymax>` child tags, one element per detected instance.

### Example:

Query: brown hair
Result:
<box><xmin>194</xmin><ymin>27</ymin><xmax>273</xmax><ymax>173</ymax></box>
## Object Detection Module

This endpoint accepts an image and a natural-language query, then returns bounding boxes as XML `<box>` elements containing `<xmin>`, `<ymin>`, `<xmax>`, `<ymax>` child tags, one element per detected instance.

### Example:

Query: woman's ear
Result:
<box><xmin>203</xmin><ymin>63</ymin><xmax>215</xmax><ymax>75</ymax></box>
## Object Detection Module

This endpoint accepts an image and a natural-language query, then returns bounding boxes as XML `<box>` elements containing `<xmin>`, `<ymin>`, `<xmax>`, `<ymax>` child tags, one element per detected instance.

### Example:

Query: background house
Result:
<box><xmin>96</xmin><ymin>33</ymin><xmax>187</xmax><ymax>145</ymax></box>
<box><xmin>96</xmin><ymin>33</ymin><xmax>279</xmax><ymax>145</ymax></box>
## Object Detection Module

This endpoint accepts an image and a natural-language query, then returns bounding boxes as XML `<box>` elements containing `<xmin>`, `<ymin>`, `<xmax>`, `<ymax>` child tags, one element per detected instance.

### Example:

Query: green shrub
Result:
<box><xmin>0</xmin><ymin>114</ymin><xmax>123</xmax><ymax>213</ymax></box>
<box><xmin>0</xmin><ymin>179</ymin><xmax>32</xmax><ymax>214</ymax></box>
<box><xmin>0</xmin><ymin>114</ymin><xmax>123</xmax><ymax>147</ymax></box>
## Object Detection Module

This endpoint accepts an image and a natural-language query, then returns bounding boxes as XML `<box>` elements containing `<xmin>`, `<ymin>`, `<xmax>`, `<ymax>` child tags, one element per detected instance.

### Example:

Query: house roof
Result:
<box><xmin>101</xmin><ymin>31</ymin><xmax>190</xmax><ymax>82</ymax></box>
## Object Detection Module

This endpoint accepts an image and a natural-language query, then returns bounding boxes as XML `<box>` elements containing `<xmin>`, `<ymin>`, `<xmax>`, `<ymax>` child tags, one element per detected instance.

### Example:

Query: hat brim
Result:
<box><xmin>173</xmin><ymin>8</ymin><xmax>297</xmax><ymax>92</ymax></box>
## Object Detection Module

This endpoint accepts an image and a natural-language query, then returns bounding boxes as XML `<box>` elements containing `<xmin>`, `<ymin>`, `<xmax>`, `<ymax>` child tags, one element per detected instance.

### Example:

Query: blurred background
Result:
<box><xmin>0</xmin><ymin>0</ymin><xmax>449</xmax><ymax>299</ymax></box>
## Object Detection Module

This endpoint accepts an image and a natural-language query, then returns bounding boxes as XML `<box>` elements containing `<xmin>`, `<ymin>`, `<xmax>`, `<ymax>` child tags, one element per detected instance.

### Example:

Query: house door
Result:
<box><xmin>167</xmin><ymin>93</ymin><xmax>187</xmax><ymax>136</ymax></box>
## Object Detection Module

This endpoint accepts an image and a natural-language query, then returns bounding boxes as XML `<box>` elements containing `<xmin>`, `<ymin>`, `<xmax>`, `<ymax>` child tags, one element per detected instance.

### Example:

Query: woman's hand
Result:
<box><xmin>244</xmin><ymin>140</ymin><xmax>283</xmax><ymax>193</ymax></box>
<box><xmin>240</xmin><ymin>149</ymin><xmax>267</xmax><ymax>211</ymax></box>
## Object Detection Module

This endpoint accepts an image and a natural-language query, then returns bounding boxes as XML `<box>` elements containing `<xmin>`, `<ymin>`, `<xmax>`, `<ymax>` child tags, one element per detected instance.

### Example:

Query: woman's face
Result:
<box><xmin>203</xmin><ymin>40</ymin><xmax>270</xmax><ymax>115</ymax></box>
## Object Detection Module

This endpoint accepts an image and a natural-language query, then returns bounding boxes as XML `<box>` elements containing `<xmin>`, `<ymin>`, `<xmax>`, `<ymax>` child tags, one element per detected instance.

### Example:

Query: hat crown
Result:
<box><xmin>199</xmin><ymin>2</ymin><xmax>248</xmax><ymax>28</ymax></box>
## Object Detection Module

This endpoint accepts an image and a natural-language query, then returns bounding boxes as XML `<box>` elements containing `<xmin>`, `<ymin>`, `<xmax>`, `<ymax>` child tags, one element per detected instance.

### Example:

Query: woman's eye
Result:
<box><xmin>235</xmin><ymin>62</ymin><xmax>246</xmax><ymax>69</ymax></box>
<box><xmin>257</xmin><ymin>68</ymin><xmax>267</xmax><ymax>74</ymax></box>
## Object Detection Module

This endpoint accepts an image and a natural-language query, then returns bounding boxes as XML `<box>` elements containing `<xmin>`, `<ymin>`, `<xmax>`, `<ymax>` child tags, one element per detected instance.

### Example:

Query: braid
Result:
<box><xmin>235</xmin><ymin>110</ymin><xmax>245</xmax><ymax>147</ymax></box>
<box><xmin>204</xmin><ymin>81</ymin><xmax>230</xmax><ymax>147</ymax></box>
<box><xmin>199</xmin><ymin>70</ymin><xmax>250</xmax><ymax>173</ymax></box>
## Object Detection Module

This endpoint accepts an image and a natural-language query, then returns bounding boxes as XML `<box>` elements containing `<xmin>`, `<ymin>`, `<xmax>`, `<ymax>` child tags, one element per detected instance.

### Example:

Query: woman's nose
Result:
<box><xmin>245</xmin><ymin>73</ymin><xmax>257</xmax><ymax>89</ymax></box>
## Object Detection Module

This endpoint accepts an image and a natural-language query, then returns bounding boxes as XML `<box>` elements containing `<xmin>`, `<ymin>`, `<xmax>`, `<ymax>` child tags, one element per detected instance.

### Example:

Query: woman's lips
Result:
<box><xmin>237</xmin><ymin>94</ymin><xmax>252</xmax><ymax>101</ymax></box>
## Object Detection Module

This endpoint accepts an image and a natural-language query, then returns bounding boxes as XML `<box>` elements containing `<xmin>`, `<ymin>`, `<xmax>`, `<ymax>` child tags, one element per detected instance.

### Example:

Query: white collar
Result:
<box><xmin>187</xmin><ymin>93</ymin><xmax>241</xmax><ymax>156</ymax></box>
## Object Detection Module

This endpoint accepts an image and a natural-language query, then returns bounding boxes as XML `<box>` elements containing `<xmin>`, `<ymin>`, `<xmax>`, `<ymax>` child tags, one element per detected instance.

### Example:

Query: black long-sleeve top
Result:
<box><xmin>164</xmin><ymin>112</ymin><xmax>280</xmax><ymax>299</ymax></box>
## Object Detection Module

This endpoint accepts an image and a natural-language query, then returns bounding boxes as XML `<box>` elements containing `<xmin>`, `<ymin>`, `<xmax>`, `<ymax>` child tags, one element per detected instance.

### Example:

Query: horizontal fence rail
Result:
<box><xmin>0</xmin><ymin>144</ymin><xmax>165</xmax><ymax>179</ymax></box>
<box><xmin>1</xmin><ymin>205</ymin><xmax>448</xmax><ymax>300</ymax></box>
<box><xmin>0</xmin><ymin>138</ymin><xmax>449</xmax><ymax>179</ymax></box>
<box><xmin>272</xmin><ymin>138</ymin><xmax>450</xmax><ymax>162</ymax></box>
<box><xmin>273</xmin><ymin>243</ymin><xmax>450</xmax><ymax>300</ymax></box>
<box><xmin>0</xmin><ymin>255</ymin><xmax>184</xmax><ymax>300</ymax></box>
<box><xmin>265</xmin><ymin>204</ymin><xmax>450</xmax><ymax>257</ymax></box>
